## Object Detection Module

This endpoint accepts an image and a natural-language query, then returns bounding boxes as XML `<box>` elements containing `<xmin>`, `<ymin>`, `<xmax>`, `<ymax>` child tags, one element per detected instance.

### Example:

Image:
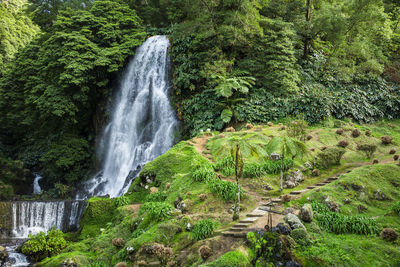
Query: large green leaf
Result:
<box><xmin>221</xmin><ymin>109</ymin><xmax>233</xmax><ymax>123</ymax></box>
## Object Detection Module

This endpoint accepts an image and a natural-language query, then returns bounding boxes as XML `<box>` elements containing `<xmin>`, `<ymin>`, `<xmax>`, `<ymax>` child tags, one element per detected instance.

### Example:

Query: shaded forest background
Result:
<box><xmin>0</xmin><ymin>0</ymin><xmax>399</xmax><ymax>196</ymax></box>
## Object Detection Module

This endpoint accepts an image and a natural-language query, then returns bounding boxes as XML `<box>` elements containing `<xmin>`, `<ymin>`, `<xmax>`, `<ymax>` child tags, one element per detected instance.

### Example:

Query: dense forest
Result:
<box><xmin>0</xmin><ymin>0</ymin><xmax>400</xmax><ymax>194</ymax></box>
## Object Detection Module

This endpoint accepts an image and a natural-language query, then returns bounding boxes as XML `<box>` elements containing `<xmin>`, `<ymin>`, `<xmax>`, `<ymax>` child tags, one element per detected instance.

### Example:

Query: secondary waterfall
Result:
<box><xmin>79</xmin><ymin>35</ymin><xmax>178</xmax><ymax>198</ymax></box>
<box><xmin>33</xmin><ymin>174</ymin><xmax>42</xmax><ymax>194</ymax></box>
<box><xmin>11</xmin><ymin>201</ymin><xmax>86</xmax><ymax>239</ymax></box>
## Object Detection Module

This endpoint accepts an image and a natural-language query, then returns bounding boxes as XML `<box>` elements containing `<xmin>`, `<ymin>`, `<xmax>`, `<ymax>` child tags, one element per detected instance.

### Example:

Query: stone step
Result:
<box><xmin>222</xmin><ymin>231</ymin><xmax>246</xmax><ymax>238</ymax></box>
<box><xmin>328</xmin><ymin>177</ymin><xmax>339</xmax><ymax>181</ymax></box>
<box><xmin>232</xmin><ymin>223</ymin><xmax>250</xmax><ymax>228</ymax></box>
<box><xmin>246</xmin><ymin>209</ymin><xmax>267</xmax><ymax>217</ymax></box>
<box><xmin>259</xmin><ymin>202</ymin><xmax>273</xmax><ymax>206</ymax></box>
<box><xmin>322</xmin><ymin>181</ymin><xmax>331</xmax><ymax>184</ymax></box>
<box><xmin>307</xmin><ymin>186</ymin><xmax>317</xmax><ymax>189</ymax></box>
<box><xmin>289</xmin><ymin>191</ymin><xmax>302</xmax><ymax>195</ymax></box>
<box><xmin>271</xmin><ymin>198</ymin><xmax>282</xmax><ymax>203</ymax></box>
<box><xmin>315</xmin><ymin>183</ymin><xmax>325</xmax><ymax>186</ymax></box>
<box><xmin>230</xmin><ymin>227</ymin><xmax>245</xmax><ymax>232</ymax></box>
<box><xmin>239</xmin><ymin>217</ymin><xmax>259</xmax><ymax>223</ymax></box>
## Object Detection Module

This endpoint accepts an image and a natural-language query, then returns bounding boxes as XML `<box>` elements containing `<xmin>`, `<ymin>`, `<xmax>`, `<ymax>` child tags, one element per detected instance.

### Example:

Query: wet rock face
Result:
<box><xmin>0</xmin><ymin>246</ymin><xmax>9</xmax><ymax>265</ymax></box>
<box><xmin>0</xmin><ymin>202</ymin><xmax>13</xmax><ymax>239</ymax></box>
<box><xmin>374</xmin><ymin>189</ymin><xmax>391</xmax><ymax>201</ymax></box>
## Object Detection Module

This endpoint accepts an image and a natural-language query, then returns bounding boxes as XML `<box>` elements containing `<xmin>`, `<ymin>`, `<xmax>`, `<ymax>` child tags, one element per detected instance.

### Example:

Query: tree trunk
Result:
<box><xmin>280</xmin><ymin>158</ymin><xmax>283</xmax><ymax>190</ymax></box>
<box><xmin>233</xmin><ymin>144</ymin><xmax>240</xmax><ymax>221</ymax></box>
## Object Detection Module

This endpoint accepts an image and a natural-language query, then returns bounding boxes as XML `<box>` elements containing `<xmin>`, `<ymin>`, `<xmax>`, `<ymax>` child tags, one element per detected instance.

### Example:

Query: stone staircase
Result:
<box><xmin>289</xmin><ymin>177</ymin><xmax>339</xmax><ymax>197</ymax></box>
<box><xmin>222</xmin><ymin>198</ymin><xmax>282</xmax><ymax>238</ymax></box>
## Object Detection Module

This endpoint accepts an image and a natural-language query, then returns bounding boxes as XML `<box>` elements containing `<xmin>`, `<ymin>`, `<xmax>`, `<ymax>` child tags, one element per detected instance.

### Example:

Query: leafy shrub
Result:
<box><xmin>337</xmin><ymin>140</ymin><xmax>349</xmax><ymax>148</ymax></box>
<box><xmin>380</xmin><ymin>228</ymin><xmax>399</xmax><ymax>241</ymax></box>
<box><xmin>242</xmin><ymin>162</ymin><xmax>264</xmax><ymax>178</ymax></box>
<box><xmin>311</xmin><ymin>202</ymin><xmax>379</xmax><ymax>235</ymax></box>
<box><xmin>208</xmin><ymin>179</ymin><xmax>242</xmax><ymax>201</ymax></box>
<box><xmin>381</xmin><ymin>136</ymin><xmax>393</xmax><ymax>145</ymax></box>
<box><xmin>290</xmin><ymin>228</ymin><xmax>311</xmax><ymax>246</ymax></box>
<box><xmin>262</xmin><ymin>159</ymin><xmax>293</xmax><ymax>174</ymax></box>
<box><xmin>357</xmin><ymin>143</ymin><xmax>377</xmax><ymax>159</ymax></box>
<box><xmin>287</xmin><ymin>119</ymin><xmax>308</xmax><ymax>141</ymax></box>
<box><xmin>215</xmin><ymin>156</ymin><xmax>235</xmax><ymax>176</ymax></box>
<box><xmin>391</xmin><ymin>201</ymin><xmax>400</xmax><ymax>215</ymax></box>
<box><xmin>317</xmin><ymin>147</ymin><xmax>346</xmax><ymax>169</ymax></box>
<box><xmin>21</xmin><ymin>229</ymin><xmax>66</xmax><ymax>261</ymax></box>
<box><xmin>114</xmin><ymin>196</ymin><xmax>130</xmax><ymax>207</ymax></box>
<box><xmin>145</xmin><ymin>192</ymin><xmax>167</xmax><ymax>202</ymax></box>
<box><xmin>191</xmin><ymin>166</ymin><xmax>216</xmax><ymax>182</ymax></box>
<box><xmin>192</xmin><ymin>219</ymin><xmax>217</xmax><ymax>240</ymax></box>
<box><xmin>246</xmin><ymin>231</ymin><xmax>282</xmax><ymax>266</ymax></box>
<box><xmin>139</xmin><ymin>202</ymin><xmax>174</xmax><ymax>222</ymax></box>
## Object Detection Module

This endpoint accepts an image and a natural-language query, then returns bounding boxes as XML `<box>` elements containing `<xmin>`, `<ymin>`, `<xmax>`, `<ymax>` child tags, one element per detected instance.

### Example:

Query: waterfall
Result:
<box><xmin>79</xmin><ymin>35</ymin><xmax>178</xmax><ymax>198</ymax></box>
<box><xmin>33</xmin><ymin>174</ymin><xmax>42</xmax><ymax>194</ymax></box>
<box><xmin>11</xmin><ymin>201</ymin><xmax>86</xmax><ymax>239</ymax></box>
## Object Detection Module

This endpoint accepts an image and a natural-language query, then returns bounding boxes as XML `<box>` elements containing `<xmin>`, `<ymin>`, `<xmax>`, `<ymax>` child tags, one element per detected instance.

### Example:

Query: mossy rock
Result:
<box><xmin>79</xmin><ymin>197</ymin><xmax>116</xmax><ymax>238</ymax></box>
<box><xmin>0</xmin><ymin>202</ymin><xmax>12</xmax><ymax>232</ymax></box>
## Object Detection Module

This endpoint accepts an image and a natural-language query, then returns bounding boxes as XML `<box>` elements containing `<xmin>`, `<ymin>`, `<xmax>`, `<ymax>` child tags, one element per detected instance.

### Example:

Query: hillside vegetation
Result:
<box><xmin>27</xmin><ymin>119</ymin><xmax>400</xmax><ymax>266</ymax></box>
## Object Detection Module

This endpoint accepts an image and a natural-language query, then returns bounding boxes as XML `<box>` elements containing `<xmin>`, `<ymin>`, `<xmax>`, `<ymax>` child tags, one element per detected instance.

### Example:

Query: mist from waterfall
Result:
<box><xmin>79</xmin><ymin>35</ymin><xmax>178</xmax><ymax>198</ymax></box>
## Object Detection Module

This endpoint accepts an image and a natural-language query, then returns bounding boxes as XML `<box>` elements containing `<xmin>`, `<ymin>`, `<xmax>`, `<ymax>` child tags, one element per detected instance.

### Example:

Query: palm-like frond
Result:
<box><xmin>266</xmin><ymin>136</ymin><xmax>307</xmax><ymax>159</ymax></box>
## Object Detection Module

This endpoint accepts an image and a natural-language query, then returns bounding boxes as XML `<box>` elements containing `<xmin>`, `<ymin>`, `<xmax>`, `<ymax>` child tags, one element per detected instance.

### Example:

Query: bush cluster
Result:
<box><xmin>21</xmin><ymin>229</ymin><xmax>67</xmax><ymax>261</ymax></box>
<box><xmin>192</xmin><ymin>219</ymin><xmax>217</xmax><ymax>240</ymax></box>
<box><xmin>317</xmin><ymin>147</ymin><xmax>346</xmax><ymax>169</ymax></box>
<box><xmin>357</xmin><ymin>143</ymin><xmax>377</xmax><ymax>159</ymax></box>
<box><xmin>311</xmin><ymin>202</ymin><xmax>379</xmax><ymax>235</ymax></box>
<box><xmin>208</xmin><ymin>179</ymin><xmax>242</xmax><ymax>201</ymax></box>
<box><xmin>139</xmin><ymin>202</ymin><xmax>174</xmax><ymax>222</ymax></box>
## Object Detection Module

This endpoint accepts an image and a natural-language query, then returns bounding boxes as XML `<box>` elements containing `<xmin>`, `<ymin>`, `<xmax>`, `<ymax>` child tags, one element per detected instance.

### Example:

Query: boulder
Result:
<box><xmin>283</xmin><ymin>170</ymin><xmax>304</xmax><ymax>189</ymax></box>
<box><xmin>261</xmin><ymin>184</ymin><xmax>273</xmax><ymax>191</ymax></box>
<box><xmin>226</xmin><ymin>127</ymin><xmax>235</xmax><ymax>132</ymax></box>
<box><xmin>374</xmin><ymin>189</ymin><xmax>390</xmax><ymax>201</ymax></box>
<box><xmin>115</xmin><ymin>262</ymin><xmax>127</xmax><ymax>267</ymax></box>
<box><xmin>199</xmin><ymin>194</ymin><xmax>207</xmax><ymax>201</ymax></box>
<box><xmin>284</xmin><ymin>213</ymin><xmax>306</xmax><ymax>230</ymax></box>
<box><xmin>300</xmin><ymin>204</ymin><xmax>313</xmax><ymax>223</ymax></box>
<box><xmin>270</xmin><ymin>153</ymin><xmax>281</xmax><ymax>161</ymax></box>
<box><xmin>61</xmin><ymin>259</ymin><xmax>78</xmax><ymax>267</ymax></box>
<box><xmin>276</xmin><ymin>223</ymin><xmax>292</xmax><ymax>235</ymax></box>
<box><xmin>283</xmin><ymin>208</ymin><xmax>295</xmax><ymax>215</ymax></box>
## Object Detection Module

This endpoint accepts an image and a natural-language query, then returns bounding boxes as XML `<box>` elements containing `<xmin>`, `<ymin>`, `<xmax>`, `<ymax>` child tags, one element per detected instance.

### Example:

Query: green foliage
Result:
<box><xmin>391</xmin><ymin>201</ymin><xmax>400</xmax><ymax>215</ymax></box>
<box><xmin>190</xmin><ymin>166</ymin><xmax>216</xmax><ymax>182</ymax></box>
<box><xmin>139</xmin><ymin>202</ymin><xmax>174</xmax><ymax>222</ymax></box>
<box><xmin>0</xmin><ymin>0</ymin><xmax>39</xmax><ymax>74</ymax></box>
<box><xmin>114</xmin><ymin>196</ymin><xmax>130</xmax><ymax>207</ymax></box>
<box><xmin>84</xmin><ymin>262</ymin><xmax>108</xmax><ymax>267</ymax></box>
<box><xmin>287</xmin><ymin>119</ymin><xmax>308</xmax><ymax>141</ymax></box>
<box><xmin>200</xmin><ymin>250</ymin><xmax>250</xmax><ymax>267</ymax></box>
<box><xmin>357</xmin><ymin>143</ymin><xmax>377</xmax><ymax>159</ymax></box>
<box><xmin>246</xmin><ymin>231</ymin><xmax>282</xmax><ymax>266</ymax></box>
<box><xmin>208</xmin><ymin>179</ymin><xmax>242</xmax><ymax>202</ymax></box>
<box><xmin>192</xmin><ymin>219</ymin><xmax>217</xmax><ymax>240</ymax></box>
<box><xmin>22</xmin><ymin>229</ymin><xmax>67</xmax><ymax>261</ymax></box>
<box><xmin>290</xmin><ymin>228</ymin><xmax>312</xmax><ymax>246</ymax></box>
<box><xmin>311</xmin><ymin>202</ymin><xmax>380</xmax><ymax>235</ymax></box>
<box><xmin>0</xmin><ymin>0</ymin><xmax>146</xmax><ymax>184</ymax></box>
<box><xmin>145</xmin><ymin>192</ymin><xmax>167</xmax><ymax>202</ymax></box>
<box><xmin>317</xmin><ymin>147</ymin><xmax>346</xmax><ymax>169</ymax></box>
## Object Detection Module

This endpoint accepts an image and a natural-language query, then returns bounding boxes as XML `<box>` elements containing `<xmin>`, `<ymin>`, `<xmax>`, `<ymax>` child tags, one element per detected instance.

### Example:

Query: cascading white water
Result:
<box><xmin>80</xmin><ymin>35</ymin><xmax>178</xmax><ymax>198</ymax></box>
<box><xmin>33</xmin><ymin>174</ymin><xmax>42</xmax><ymax>194</ymax></box>
<box><xmin>11</xmin><ymin>201</ymin><xmax>86</xmax><ymax>239</ymax></box>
